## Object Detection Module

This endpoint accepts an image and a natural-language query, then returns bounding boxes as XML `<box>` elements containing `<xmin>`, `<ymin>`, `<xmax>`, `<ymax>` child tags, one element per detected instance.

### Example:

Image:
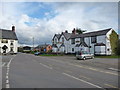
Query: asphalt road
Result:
<box><xmin>2</xmin><ymin>53</ymin><xmax>119</xmax><ymax>89</ymax></box>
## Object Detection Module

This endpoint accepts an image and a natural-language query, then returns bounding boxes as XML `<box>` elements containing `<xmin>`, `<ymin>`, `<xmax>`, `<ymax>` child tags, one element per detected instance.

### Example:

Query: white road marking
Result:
<box><xmin>2</xmin><ymin>62</ymin><xmax>6</xmax><ymax>67</ymax></box>
<box><xmin>5</xmin><ymin>55</ymin><xmax>16</xmax><ymax>88</ymax></box>
<box><xmin>62</xmin><ymin>73</ymin><xmax>103</xmax><ymax>88</ymax></box>
<box><xmin>6</xmin><ymin>75</ymin><xmax>8</xmax><ymax>79</ymax></box>
<box><xmin>6</xmin><ymin>84</ymin><xmax>10</xmax><ymax>88</ymax></box>
<box><xmin>108</xmin><ymin>68</ymin><xmax>120</xmax><ymax>72</ymax></box>
<box><xmin>39</xmin><ymin>57</ymin><xmax>118</xmax><ymax>76</ymax></box>
<box><xmin>39</xmin><ymin>63</ymin><xmax>53</xmax><ymax>69</ymax></box>
<box><xmin>6</xmin><ymin>80</ymin><xmax>9</xmax><ymax>84</ymax></box>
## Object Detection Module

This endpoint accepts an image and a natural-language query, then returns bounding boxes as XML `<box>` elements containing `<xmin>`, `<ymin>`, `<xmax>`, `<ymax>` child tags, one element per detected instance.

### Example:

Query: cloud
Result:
<box><xmin>0</xmin><ymin>2</ymin><xmax>118</xmax><ymax>45</ymax></box>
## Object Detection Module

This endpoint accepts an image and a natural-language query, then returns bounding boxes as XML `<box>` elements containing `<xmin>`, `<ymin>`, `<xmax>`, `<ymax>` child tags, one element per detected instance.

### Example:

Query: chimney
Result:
<box><xmin>12</xmin><ymin>26</ymin><xmax>15</xmax><ymax>32</ymax></box>
<box><xmin>72</xmin><ymin>28</ymin><xmax>76</xmax><ymax>34</ymax></box>
<box><xmin>65</xmin><ymin>30</ymin><xmax>68</xmax><ymax>33</ymax></box>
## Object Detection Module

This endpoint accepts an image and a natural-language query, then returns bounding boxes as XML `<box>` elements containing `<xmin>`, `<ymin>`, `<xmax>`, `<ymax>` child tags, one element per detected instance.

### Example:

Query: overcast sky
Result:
<box><xmin>0</xmin><ymin>2</ymin><xmax>118</xmax><ymax>46</ymax></box>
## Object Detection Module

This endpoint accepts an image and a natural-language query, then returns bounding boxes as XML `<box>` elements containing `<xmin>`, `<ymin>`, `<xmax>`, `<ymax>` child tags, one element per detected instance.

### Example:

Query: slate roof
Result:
<box><xmin>75</xmin><ymin>42</ymin><xmax>88</xmax><ymax>47</ymax></box>
<box><xmin>53</xmin><ymin>28</ymin><xmax>112</xmax><ymax>40</ymax></box>
<box><xmin>70</xmin><ymin>28</ymin><xmax>112</xmax><ymax>39</ymax></box>
<box><xmin>0</xmin><ymin>29</ymin><xmax>18</xmax><ymax>40</ymax></box>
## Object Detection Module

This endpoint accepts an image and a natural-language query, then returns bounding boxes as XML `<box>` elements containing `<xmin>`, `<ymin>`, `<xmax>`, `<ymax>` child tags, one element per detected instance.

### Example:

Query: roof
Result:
<box><xmin>36</xmin><ymin>44</ymin><xmax>51</xmax><ymax>48</ymax></box>
<box><xmin>52</xmin><ymin>34</ymin><xmax>61</xmax><ymax>40</ymax></box>
<box><xmin>0</xmin><ymin>29</ymin><xmax>18</xmax><ymax>40</ymax></box>
<box><xmin>62</xmin><ymin>32</ymin><xmax>71</xmax><ymax>40</ymax></box>
<box><xmin>70</xmin><ymin>28</ymin><xmax>112</xmax><ymax>39</ymax></box>
<box><xmin>75</xmin><ymin>42</ymin><xmax>88</xmax><ymax>47</ymax></box>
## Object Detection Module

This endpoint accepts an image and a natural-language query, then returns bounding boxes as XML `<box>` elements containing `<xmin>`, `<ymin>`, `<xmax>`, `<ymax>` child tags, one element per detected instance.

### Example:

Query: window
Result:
<box><xmin>72</xmin><ymin>48</ymin><xmax>74</xmax><ymax>52</ymax></box>
<box><xmin>1</xmin><ymin>39</ymin><xmax>8</xmax><ymax>43</ymax></box>
<box><xmin>10</xmin><ymin>47</ymin><xmax>13</xmax><ymax>51</ymax></box>
<box><xmin>80</xmin><ymin>37</ymin><xmax>84</xmax><ymax>42</ymax></box>
<box><xmin>71</xmin><ymin>39</ymin><xmax>75</xmax><ymax>44</ymax></box>
<box><xmin>62</xmin><ymin>37</ymin><xmax>64</xmax><ymax>43</ymax></box>
<box><xmin>91</xmin><ymin>36</ymin><xmax>97</xmax><ymax>43</ymax></box>
<box><xmin>55</xmin><ymin>38</ymin><xmax>57</xmax><ymax>44</ymax></box>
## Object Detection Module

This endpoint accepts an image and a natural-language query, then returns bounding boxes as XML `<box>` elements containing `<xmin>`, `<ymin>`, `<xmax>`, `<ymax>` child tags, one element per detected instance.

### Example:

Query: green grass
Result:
<box><xmin>95</xmin><ymin>55</ymin><xmax>120</xmax><ymax>58</ymax></box>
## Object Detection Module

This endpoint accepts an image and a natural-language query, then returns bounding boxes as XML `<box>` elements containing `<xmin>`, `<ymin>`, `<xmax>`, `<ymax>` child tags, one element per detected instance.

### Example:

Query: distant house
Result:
<box><xmin>0</xmin><ymin>26</ymin><xmax>18</xmax><ymax>54</ymax></box>
<box><xmin>35</xmin><ymin>44</ymin><xmax>52</xmax><ymax>52</ymax></box>
<box><xmin>52</xmin><ymin>28</ymin><xmax>118</xmax><ymax>55</ymax></box>
<box><xmin>23</xmin><ymin>46</ymin><xmax>31</xmax><ymax>52</ymax></box>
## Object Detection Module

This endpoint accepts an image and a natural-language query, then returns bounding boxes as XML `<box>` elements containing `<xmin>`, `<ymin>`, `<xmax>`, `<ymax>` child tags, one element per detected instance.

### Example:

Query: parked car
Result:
<box><xmin>76</xmin><ymin>51</ymin><xmax>94</xmax><ymax>60</ymax></box>
<box><xmin>34</xmin><ymin>52</ymin><xmax>41</xmax><ymax>56</ymax></box>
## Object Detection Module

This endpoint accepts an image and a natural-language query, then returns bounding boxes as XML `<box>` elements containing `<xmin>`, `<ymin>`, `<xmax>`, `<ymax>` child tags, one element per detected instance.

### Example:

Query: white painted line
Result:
<box><xmin>6</xmin><ymin>75</ymin><xmax>8</xmax><ymax>79</ymax></box>
<box><xmin>6</xmin><ymin>73</ymin><xmax>8</xmax><ymax>75</ymax></box>
<box><xmin>62</xmin><ymin>73</ymin><xmax>102</xmax><ymax>88</ymax></box>
<box><xmin>40</xmin><ymin>63</ymin><xmax>53</xmax><ymax>69</ymax></box>
<box><xmin>6</xmin><ymin>84</ymin><xmax>10</xmax><ymax>88</ymax></box>
<box><xmin>6</xmin><ymin>80</ymin><xmax>9</xmax><ymax>84</ymax></box>
<box><xmin>108</xmin><ymin>68</ymin><xmax>120</xmax><ymax>72</ymax></box>
<box><xmin>2</xmin><ymin>62</ymin><xmax>6</xmax><ymax>67</ymax></box>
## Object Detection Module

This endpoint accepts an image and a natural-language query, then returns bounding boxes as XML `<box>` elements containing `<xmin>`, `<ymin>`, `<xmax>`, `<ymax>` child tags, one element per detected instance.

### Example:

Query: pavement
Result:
<box><xmin>1</xmin><ymin>53</ymin><xmax>119</xmax><ymax>88</ymax></box>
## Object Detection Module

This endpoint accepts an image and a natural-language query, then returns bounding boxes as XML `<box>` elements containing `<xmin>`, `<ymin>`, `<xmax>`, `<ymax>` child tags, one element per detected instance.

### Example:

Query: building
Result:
<box><xmin>0</xmin><ymin>26</ymin><xmax>18</xmax><ymax>54</ymax></box>
<box><xmin>23</xmin><ymin>46</ymin><xmax>31</xmax><ymax>52</ymax></box>
<box><xmin>52</xmin><ymin>28</ymin><xmax>118</xmax><ymax>55</ymax></box>
<box><xmin>34</xmin><ymin>44</ymin><xmax>52</xmax><ymax>52</ymax></box>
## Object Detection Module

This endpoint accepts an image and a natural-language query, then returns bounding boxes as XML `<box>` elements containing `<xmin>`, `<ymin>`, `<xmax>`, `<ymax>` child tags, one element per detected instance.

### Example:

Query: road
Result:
<box><xmin>2</xmin><ymin>53</ymin><xmax>119</xmax><ymax>89</ymax></box>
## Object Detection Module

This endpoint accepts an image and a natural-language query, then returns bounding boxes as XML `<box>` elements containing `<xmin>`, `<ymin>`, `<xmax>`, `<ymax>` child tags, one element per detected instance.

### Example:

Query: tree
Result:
<box><xmin>114</xmin><ymin>39</ymin><xmax>120</xmax><ymax>55</ymax></box>
<box><xmin>76</xmin><ymin>28</ymin><xmax>86</xmax><ymax>34</ymax></box>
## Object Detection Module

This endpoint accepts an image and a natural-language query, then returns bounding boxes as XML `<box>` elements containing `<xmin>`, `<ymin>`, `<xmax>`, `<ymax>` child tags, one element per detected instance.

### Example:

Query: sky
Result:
<box><xmin>0</xmin><ymin>2</ymin><xmax>118</xmax><ymax>46</ymax></box>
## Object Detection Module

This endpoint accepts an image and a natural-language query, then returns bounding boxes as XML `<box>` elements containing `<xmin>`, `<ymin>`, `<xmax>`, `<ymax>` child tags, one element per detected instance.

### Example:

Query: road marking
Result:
<box><xmin>6</xmin><ymin>75</ymin><xmax>8</xmax><ymax>79</ymax></box>
<box><xmin>39</xmin><ymin>63</ymin><xmax>53</xmax><ymax>69</ymax></box>
<box><xmin>2</xmin><ymin>62</ymin><xmax>6</xmax><ymax>67</ymax></box>
<box><xmin>62</xmin><ymin>73</ymin><xmax>102</xmax><ymax>88</ymax></box>
<box><xmin>70</xmin><ymin>64</ymin><xmax>118</xmax><ymax>76</ymax></box>
<box><xmin>6</xmin><ymin>80</ymin><xmax>9</xmax><ymax>84</ymax></box>
<box><xmin>79</xmin><ymin>75</ymin><xmax>91</xmax><ymax>80</ymax></box>
<box><xmin>108</xmin><ymin>68</ymin><xmax>120</xmax><ymax>72</ymax></box>
<box><xmin>6</xmin><ymin>84</ymin><xmax>10</xmax><ymax>88</ymax></box>
<box><xmin>104</xmin><ymin>83</ymin><xmax>118</xmax><ymax>88</ymax></box>
<box><xmin>37</xmin><ymin>56</ymin><xmax>118</xmax><ymax>76</ymax></box>
<box><xmin>5</xmin><ymin>55</ymin><xmax>16</xmax><ymax>88</ymax></box>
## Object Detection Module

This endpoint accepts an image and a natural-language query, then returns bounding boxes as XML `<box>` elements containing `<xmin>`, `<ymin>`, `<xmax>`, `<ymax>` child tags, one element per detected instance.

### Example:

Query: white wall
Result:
<box><xmin>0</xmin><ymin>39</ymin><xmax>18</xmax><ymax>53</ymax></box>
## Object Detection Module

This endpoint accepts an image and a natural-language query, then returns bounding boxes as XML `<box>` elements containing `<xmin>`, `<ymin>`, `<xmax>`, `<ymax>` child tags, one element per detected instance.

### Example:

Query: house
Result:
<box><xmin>0</xmin><ymin>26</ymin><xmax>18</xmax><ymax>54</ymax></box>
<box><xmin>35</xmin><ymin>44</ymin><xmax>52</xmax><ymax>52</ymax></box>
<box><xmin>52</xmin><ymin>28</ymin><xmax>118</xmax><ymax>55</ymax></box>
<box><xmin>23</xmin><ymin>46</ymin><xmax>31</xmax><ymax>52</ymax></box>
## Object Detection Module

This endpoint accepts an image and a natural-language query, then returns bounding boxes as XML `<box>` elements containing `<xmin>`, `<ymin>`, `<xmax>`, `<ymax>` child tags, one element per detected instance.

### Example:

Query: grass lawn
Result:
<box><xmin>95</xmin><ymin>55</ymin><xmax>120</xmax><ymax>58</ymax></box>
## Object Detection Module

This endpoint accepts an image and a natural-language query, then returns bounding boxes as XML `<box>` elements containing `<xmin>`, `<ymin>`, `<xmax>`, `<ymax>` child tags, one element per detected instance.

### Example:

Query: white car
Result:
<box><xmin>76</xmin><ymin>51</ymin><xmax>94</xmax><ymax>60</ymax></box>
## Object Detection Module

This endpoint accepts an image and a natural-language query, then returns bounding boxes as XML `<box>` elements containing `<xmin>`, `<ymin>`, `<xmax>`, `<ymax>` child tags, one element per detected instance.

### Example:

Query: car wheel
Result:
<box><xmin>83</xmin><ymin>57</ymin><xmax>86</xmax><ymax>60</ymax></box>
<box><xmin>77</xmin><ymin>58</ymin><xmax>79</xmax><ymax>60</ymax></box>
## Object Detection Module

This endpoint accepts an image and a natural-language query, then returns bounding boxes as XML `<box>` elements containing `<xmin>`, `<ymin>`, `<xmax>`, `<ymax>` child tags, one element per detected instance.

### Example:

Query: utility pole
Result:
<box><xmin>33</xmin><ymin>37</ymin><xmax>34</xmax><ymax>50</ymax></box>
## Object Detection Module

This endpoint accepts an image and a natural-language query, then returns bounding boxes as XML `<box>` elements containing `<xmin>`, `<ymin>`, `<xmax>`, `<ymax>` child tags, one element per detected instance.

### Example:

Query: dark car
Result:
<box><xmin>34</xmin><ymin>52</ymin><xmax>41</xmax><ymax>56</ymax></box>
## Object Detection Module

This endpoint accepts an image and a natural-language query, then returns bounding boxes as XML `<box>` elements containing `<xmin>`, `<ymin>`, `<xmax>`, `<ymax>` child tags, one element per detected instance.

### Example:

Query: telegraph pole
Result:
<box><xmin>33</xmin><ymin>37</ymin><xmax>34</xmax><ymax>50</ymax></box>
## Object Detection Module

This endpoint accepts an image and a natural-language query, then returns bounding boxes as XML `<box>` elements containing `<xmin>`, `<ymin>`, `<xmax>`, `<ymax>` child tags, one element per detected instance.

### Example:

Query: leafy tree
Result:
<box><xmin>76</xmin><ymin>28</ymin><xmax>86</xmax><ymax>34</ymax></box>
<box><xmin>114</xmin><ymin>39</ymin><xmax>120</xmax><ymax>55</ymax></box>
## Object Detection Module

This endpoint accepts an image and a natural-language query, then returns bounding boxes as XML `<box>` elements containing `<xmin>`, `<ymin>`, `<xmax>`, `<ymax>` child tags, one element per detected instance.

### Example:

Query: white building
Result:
<box><xmin>52</xmin><ymin>28</ymin><xmax>118</xmax><ymax>55</ymax></box>
<box><xmin>0</xmin><ymin>26</ymin><xmax>18</xmax><ymax>54</ymax></box>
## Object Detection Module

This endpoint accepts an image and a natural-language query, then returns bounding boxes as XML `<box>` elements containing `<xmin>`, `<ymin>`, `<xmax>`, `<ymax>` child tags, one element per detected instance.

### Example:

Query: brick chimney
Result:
<box><xmin>12</xmin><ymin>26</ymin><xmax>15</xmax><ymax>32</ymax></box>
<box><xmin>72</xmin><ymin>28</ymin><xmax>76</xmax><ymax>34</ymax></box>
<box><xmin>65</xmin><ymin>30</ymin><xmax>68</xmax><ymax>33</ymax></box>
